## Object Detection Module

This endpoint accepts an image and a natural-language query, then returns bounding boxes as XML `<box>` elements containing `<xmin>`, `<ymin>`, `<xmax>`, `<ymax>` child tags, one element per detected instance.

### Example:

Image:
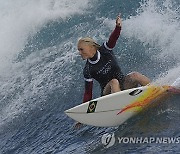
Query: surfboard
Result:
<box><xmin>65</xmin><ymin>85</ymin><xmax>171</xmax><ymax>127</ymax></box>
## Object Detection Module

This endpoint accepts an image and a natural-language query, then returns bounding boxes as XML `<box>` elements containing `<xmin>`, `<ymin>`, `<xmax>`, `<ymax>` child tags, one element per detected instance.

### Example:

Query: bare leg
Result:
<box><xmin>124</xmin><ymin>72</ymin><xmax>150</xmax><ymax>90</ymax></box>
<box><xmin>103</xmin><ymin>79</ymin><xmax>121</xmax><ymax>95</ymax></box>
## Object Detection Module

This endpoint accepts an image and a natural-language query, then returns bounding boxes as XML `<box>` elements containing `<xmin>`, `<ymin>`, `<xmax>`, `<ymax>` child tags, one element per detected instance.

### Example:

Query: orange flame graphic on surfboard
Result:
<box><xmin>117</xmin><ymin>85</ymin><xmax>170</xmax><ymax>115</ymax></box>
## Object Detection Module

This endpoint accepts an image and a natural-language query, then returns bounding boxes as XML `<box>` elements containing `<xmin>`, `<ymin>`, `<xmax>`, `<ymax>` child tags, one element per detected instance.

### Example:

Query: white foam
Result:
<box><xmin>120</xmin><ymin>0</ymin><xmax>180</xmax><ymax>85</ymax></box>
<box><xmin>153</xmin><ymin>64</ymin><xmax>180</xmax><ymax>85</ymax></box>
<box><xmin>0</xmin><ymin>0</ymin><xmax>91</xmax><ymax>128</ymax></box>
<box><xmin>0</xmin><ymin>43</ymin><xmax>78</xmax><ymax>127</ymax></box>
<box><xmin>0</xmin><ymin>0</ymin><xmax>90</xmax><ymax>73</ymax></box>
<box><xmin>172</xmin><ymin>77</ymin><xmax>180</xmax><ymax>88</ymax></box>
<box><xmin>123</xmin><ymin>0</ymin><xmax>180</xmax><ymax>60</ymax></box>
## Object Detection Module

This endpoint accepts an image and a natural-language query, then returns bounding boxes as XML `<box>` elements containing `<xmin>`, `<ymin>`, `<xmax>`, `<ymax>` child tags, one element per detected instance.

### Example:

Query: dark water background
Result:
<box><xmin>0</xmin><ymin>0</ymin><xmax>179</xmax><ymax>153</ymax></box>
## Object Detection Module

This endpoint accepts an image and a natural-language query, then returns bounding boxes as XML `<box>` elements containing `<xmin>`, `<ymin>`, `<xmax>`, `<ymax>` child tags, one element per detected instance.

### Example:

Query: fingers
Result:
<box><xmin>116</xmin><ymin>14</ymin><xmax>122</xmax><ymax>27</ymax></box>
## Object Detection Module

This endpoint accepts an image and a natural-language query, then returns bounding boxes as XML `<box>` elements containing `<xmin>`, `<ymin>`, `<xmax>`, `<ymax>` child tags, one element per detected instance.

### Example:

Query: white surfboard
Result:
<box><xmin>65</xmin><ymin>85</ymin><xmax>170</xmax><ymax>127</ymax></box>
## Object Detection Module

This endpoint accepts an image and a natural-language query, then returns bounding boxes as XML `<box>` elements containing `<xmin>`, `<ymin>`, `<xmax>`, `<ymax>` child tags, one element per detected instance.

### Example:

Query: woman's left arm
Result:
<box><xmin>106</xmin><ymin>15</ymin><xmax>122</xmax><ymax>49</ymax></box>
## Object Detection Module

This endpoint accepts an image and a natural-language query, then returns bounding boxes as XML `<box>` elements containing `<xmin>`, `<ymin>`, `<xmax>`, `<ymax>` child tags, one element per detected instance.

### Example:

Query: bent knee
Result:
<box><xmin>127</xmin><ymin>72</ymin><xmax>140</xmax><ymax>79</ymax></box>
<box><xmin>109</xmin><ymin>79</ymin><xmax>119</xmax><ymax>85</ymax></box>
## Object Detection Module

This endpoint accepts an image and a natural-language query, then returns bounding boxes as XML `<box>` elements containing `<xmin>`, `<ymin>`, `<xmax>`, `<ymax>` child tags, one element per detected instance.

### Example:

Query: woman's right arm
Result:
<box><xmin>74</xmin><ymin>80</ymin><xmax>93</xmax><ymax>129</ymax></box>
<box><xmin>83</xmin><ymin>80</ymin><xmax>93</xmax><ymax>103</ymax></box>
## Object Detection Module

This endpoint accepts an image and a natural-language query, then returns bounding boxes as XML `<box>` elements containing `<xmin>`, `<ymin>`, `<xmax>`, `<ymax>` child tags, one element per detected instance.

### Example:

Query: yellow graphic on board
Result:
<box><xmin>117</xmin><ymin>85</ymin><xmax>170</xmax><ymax>115</ymax></box>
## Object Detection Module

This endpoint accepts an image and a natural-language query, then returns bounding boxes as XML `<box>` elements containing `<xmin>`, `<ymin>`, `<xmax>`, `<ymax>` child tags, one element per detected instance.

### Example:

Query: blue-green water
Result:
<box><xmin>0</xmin><ymin>0</ymin><xmax>179</xmax><ymax>153</ymax></box>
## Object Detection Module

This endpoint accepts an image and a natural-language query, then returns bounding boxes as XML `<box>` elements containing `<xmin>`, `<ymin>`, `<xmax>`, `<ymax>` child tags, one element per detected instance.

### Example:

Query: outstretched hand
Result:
<box><xmin>116</xmin><ymin>14</ymin><xmax>122</xmax><ymax>27</ymax></box>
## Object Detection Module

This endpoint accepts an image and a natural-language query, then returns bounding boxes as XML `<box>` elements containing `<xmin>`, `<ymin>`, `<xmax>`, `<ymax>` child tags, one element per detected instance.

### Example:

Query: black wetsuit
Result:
<box><xmin>82</xmin><ymin>26</ymin><xmax>123</xmax><ymax>102</ymax></box>
<box><xmin>83</xmin><ymin>42</ymin><xmax>124</xmax><ymax>95</ymax></box>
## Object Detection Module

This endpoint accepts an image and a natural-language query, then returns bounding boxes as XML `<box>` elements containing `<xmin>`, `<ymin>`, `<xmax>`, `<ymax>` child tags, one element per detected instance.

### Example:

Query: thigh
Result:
<box><xmin>102</xmin><ymin>82</ymin><xmax>111</xmax><ymax>96</ymax></box>
<box><xmin>102</xmin><ymin>79</ymin><xmax>121</xmax><ymax>95</ymax></box>
<box><xmin>123</xmin><ymin>73</ymin><xmax>139</xmax><ymax>90</ymax></box>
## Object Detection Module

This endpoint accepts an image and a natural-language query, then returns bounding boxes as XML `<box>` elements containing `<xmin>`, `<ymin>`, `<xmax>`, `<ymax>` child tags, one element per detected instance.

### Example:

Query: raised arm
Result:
<box><xmin>106</xmin><ymin>15</ymin><xmax>122</xmax><ymax>49</ymax></box>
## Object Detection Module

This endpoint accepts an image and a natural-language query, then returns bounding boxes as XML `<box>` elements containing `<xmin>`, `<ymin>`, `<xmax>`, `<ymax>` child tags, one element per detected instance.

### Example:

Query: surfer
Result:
<box><xmin>75</xmin><ymin>15</ymin><xmax>150</xmax><ymax>128</ymax></box>
<box><xmin>78</xmin><ymin>15</ymin><xmax>150</xmax><ymax>100</ymax></box>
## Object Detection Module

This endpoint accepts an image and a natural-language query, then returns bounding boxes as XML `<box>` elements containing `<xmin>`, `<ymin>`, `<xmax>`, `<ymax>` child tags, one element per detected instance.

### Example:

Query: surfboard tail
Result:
<box><xmin>171</xmin><ymin>77</ymin><xmax>180</xmax><ymax>88</ymax></box>
<box><xmin>167</xmin><ymin>87</ymin><xmax>180</xmax><ymax>94</ymax></box>
<box><xmin>169</xmin><ymin>77</ymin><xmax>180</xmax><ymax>94</ymax></box>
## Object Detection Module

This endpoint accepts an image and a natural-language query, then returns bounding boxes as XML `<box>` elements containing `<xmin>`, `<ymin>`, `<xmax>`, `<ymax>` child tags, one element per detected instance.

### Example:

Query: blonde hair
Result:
<box><xmin>78</xmin><ymin>37</ymin><xmax>101</xmax><ymax>50</ymax></box>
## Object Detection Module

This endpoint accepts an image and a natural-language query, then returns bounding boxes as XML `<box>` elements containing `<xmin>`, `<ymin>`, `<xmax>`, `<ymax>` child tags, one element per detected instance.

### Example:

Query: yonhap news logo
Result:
<box><xmin>101</xmin><ymin>133</ymin><xmax>180</xmax><ymax>148</ymax></box>
<box><xmin>101</xmin><ymin>133</ymin><xmax>115</xmax><ymax>148</ymax></box>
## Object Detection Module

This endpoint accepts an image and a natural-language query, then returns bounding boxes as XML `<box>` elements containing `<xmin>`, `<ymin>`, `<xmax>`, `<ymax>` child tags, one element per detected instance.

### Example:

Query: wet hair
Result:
<box><xmin>78</xmin><ymin>37</ymin><xmax>101</xmax><ymax>50</ymax></box>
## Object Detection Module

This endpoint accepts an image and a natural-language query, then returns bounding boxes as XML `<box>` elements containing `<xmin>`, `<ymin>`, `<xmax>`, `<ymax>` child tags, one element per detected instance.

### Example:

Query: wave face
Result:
<box><xmin>0</xmin><ymin>0</ymin><xmax>179</xmax><ymax>153</ymax></box>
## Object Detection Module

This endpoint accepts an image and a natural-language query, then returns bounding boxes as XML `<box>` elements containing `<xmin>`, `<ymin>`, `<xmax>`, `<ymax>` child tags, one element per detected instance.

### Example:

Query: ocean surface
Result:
<box><xmin>0</xmin><ymin>0</ymin><xmax>179</xmax><ymax>153</ymax></box>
